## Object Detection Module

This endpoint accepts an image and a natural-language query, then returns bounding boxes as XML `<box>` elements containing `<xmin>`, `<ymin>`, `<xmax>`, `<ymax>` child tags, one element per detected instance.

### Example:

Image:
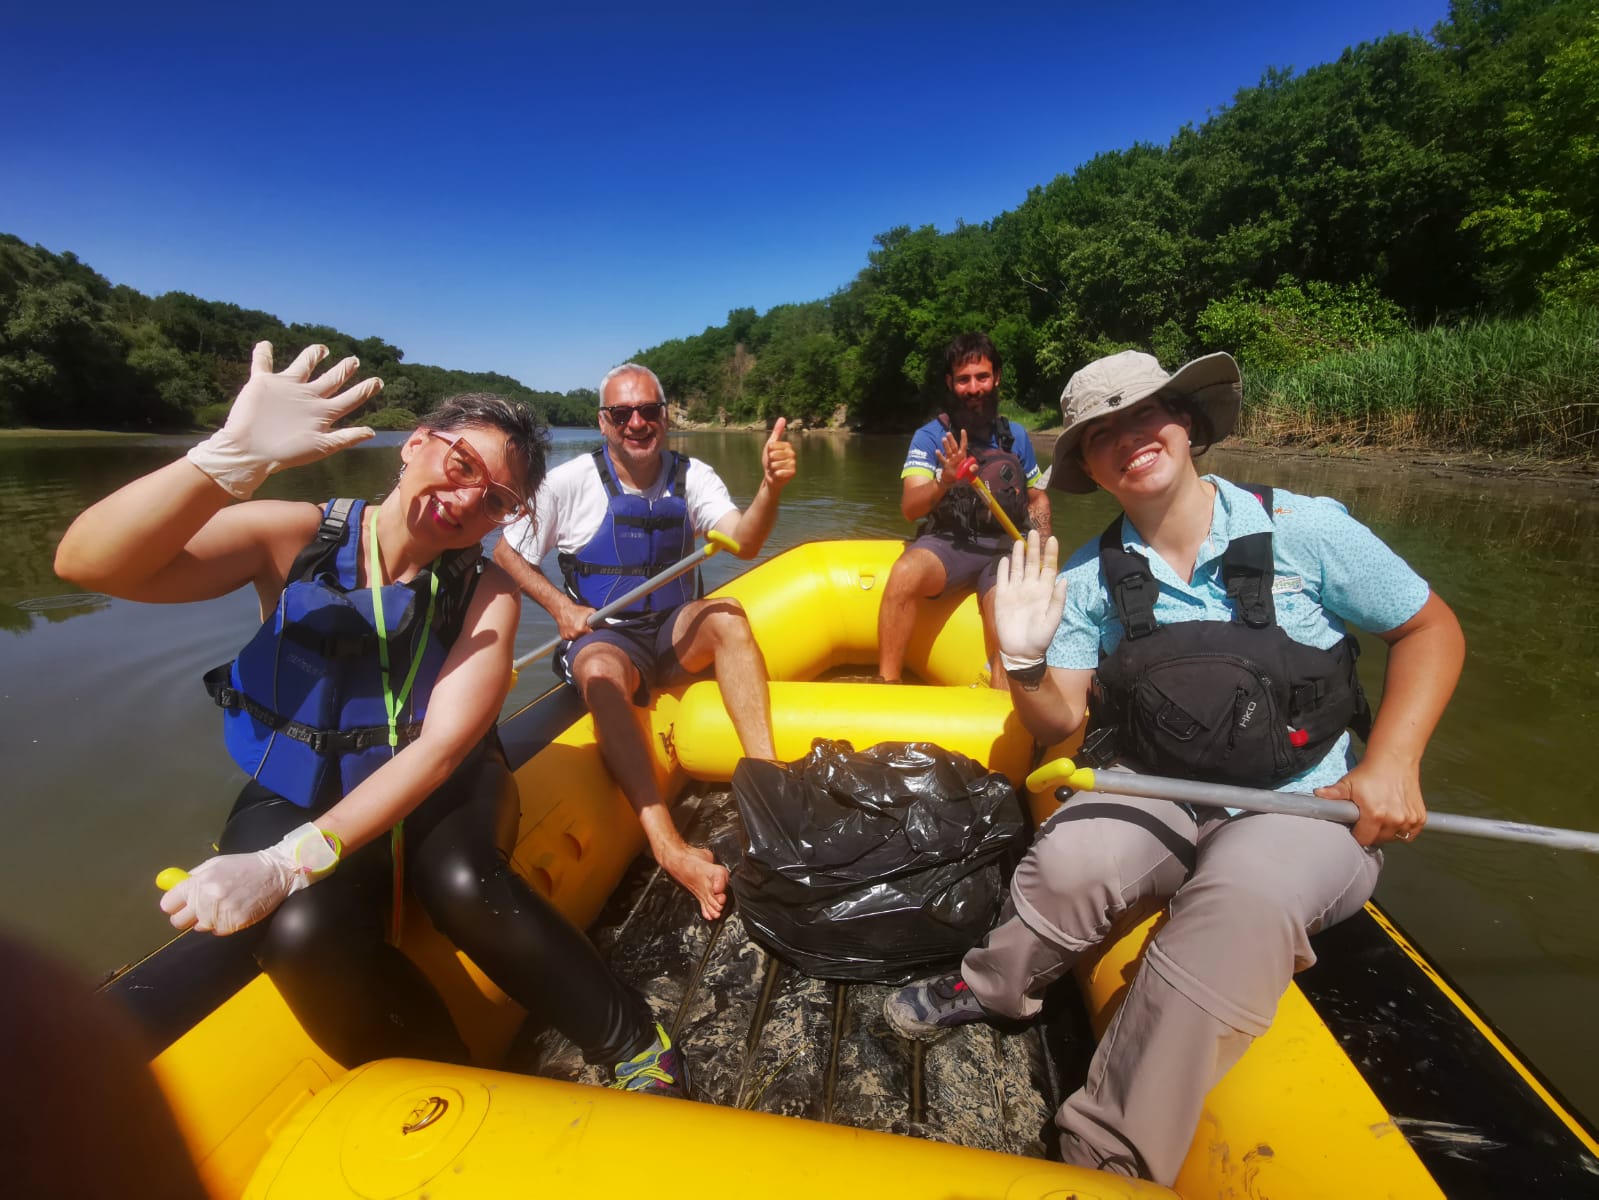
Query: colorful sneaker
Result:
<box><xmin>609</xmin><ymin>1023</ymin><xmax>689</xmax><ymax>1099</ymax></box>
<box><xmin>883</xmin><ymin>972</ymin><xmax>988</xmax><ymax>1040</ymax></box>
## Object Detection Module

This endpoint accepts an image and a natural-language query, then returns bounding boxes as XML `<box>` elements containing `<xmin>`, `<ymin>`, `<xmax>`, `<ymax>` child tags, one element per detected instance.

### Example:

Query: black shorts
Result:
<box><xmin>907</xmin><ymin>533</ymin><xmax>1006</xmax><ymax>599</ymax></box>
<box><xmin>554</xmin><ymin>609</ymin><xmax>692</xmax><ymax>706</ymax></box>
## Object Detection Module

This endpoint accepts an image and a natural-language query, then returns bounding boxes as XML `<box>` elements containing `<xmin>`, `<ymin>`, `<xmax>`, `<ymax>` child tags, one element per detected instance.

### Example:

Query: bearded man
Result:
<box><xmin>875</xmin><ymin>332</ymin><xmax>1050</xmax><ymax>688</ymax></box>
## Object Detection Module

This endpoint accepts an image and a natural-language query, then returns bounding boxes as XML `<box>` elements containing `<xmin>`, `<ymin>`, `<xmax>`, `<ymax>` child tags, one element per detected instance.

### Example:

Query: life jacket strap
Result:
<box><xmin>203</xmin><ymin>663</ymin><xmax>423</xmax><ymax>754</ymax></box>
<box><xmin>1099</xmin><ymin>521</ymin><xmax>1161</xmax><ymax>640</ymax></box>
<box><xmin>560</xmin><ymin>555</ymin><xmax>685</xmax><ymax>578</ymax></box>
<box><xmin>613</xmin><ymin>512</ymin><xmax>686</xmax><ymax>533</ymax></box>
<box><xmin>591</xmin><ymin>447</ymin><xmax>689</xmax><ymax>498</ymax></box>
<box><xmin>1222</xmin><ymin>531</ymin><xmax>1274</xmax><ymax>628</ymax></box>
<box><xmin>284</xmin><ymin>497</ymin><xmax>361</xmax><ymax>583</ymax></box>
<box><xmin>280</xmin><ymin>627</ymin><xmax>381</xmax><ymax>658</ymax></box>
<box><xmin>937</xmin><ymin>412</ymin><xmax>1015</xmax><ymax>453</ymax></box>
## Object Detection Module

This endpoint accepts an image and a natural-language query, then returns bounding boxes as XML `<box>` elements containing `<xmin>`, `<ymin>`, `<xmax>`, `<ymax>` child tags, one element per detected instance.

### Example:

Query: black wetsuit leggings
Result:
<box><xmin>218</xmin><ymin>737</ymin><xmax>650</xmax><ymax>1068</ymax></box>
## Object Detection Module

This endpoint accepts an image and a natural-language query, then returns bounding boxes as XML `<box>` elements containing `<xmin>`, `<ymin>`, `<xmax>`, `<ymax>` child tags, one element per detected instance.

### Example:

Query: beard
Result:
<box><xmin>946</xmin><ymin>388</ymin><xmax>999</xmax><ymax>441</ymax></box>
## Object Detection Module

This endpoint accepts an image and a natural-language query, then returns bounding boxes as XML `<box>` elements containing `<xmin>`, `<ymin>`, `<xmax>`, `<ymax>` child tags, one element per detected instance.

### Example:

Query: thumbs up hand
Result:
<box><xmin>762</xmin><ymin>417</ymin><xmax>796</xmax><ymax>491</ymax></box>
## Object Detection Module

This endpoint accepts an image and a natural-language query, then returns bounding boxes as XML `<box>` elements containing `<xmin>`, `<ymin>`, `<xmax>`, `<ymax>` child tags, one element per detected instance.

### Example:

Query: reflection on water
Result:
<box><xmin>2</xmin><ymin>428</ymin><xmax>1597</xmax><ymax>1121</ymax></box>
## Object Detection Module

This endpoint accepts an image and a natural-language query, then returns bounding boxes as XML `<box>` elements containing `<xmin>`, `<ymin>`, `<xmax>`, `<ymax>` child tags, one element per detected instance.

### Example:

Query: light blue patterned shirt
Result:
<box><xmin>1047</xmin><ymin>475</ymin><xmax>1430</xmax><ymax>791</ymax></box>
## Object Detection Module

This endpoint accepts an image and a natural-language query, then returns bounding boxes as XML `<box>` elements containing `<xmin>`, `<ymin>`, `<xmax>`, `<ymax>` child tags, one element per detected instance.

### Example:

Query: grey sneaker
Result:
<box><xmin>883</xmin><ymin>972</ymin><xmax>988</xmax><ymax>1040</ymax></box>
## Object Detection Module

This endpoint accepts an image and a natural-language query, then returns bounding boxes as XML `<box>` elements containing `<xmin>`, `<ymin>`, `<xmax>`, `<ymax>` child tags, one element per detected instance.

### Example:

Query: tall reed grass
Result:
<box><xmin>1241</xmin><ymin>308</ymin><xmax>1599</xmax><ymax>458</ymax></box>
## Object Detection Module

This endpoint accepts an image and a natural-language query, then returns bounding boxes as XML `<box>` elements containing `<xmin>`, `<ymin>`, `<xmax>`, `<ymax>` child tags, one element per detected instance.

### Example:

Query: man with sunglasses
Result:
<box><xmin>495</xmin><ymin>363</ymin><xmax>796</xmax><ymax>920</ymax></box>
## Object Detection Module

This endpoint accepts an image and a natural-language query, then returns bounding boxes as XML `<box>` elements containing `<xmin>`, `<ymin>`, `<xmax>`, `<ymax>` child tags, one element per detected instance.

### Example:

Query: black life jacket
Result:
<box><xmin>921</xmin><ymin>414</ymin><xmax>1029</xmax><ymax>547</ymax></box>
<box><xmin>1088</xmin><ymin>485</ymin><xmax>1372</xmax><ymax>788</ymax></box>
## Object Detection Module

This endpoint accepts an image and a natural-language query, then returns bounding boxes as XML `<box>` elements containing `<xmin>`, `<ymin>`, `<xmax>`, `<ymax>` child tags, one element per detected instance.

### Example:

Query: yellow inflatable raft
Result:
<box><xmin>104</xmin><ymin>540</ymin><xmax>1598</xmax><ymax>1199</ymax></box>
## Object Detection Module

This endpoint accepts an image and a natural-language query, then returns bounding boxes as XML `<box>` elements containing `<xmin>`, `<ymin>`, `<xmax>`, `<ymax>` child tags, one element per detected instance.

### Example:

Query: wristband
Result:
<box><xmin>1000</xmin><ymin>651</ymin><xmax>1048</xmax><ymax>689</ymax></box>
<box><xmin>998</xmin><ymin>651</ymin><xmax>1046</xmax><ymax>672</ymax></box>
<box><xmin>276</xmin><ymin>822</ymin><xmax>343</xmax><ymax>883</ymax></box>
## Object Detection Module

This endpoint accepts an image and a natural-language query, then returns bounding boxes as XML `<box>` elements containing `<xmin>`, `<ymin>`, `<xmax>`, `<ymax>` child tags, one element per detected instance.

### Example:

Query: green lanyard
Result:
<box><xmin>367</xmin><ymin>510</ymin><xmax>438</xmax><ymax>749</ymax></box>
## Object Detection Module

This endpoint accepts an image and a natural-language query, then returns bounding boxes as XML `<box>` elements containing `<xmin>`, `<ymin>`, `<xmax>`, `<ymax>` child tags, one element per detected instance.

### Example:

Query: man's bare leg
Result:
<box><xmin>571</xmin><ymin>642</ymin><xmax>728</xmax><ymax>920</ymax></box>
<box><xmin>876</xmin><ymin>549</ymin><xmax>948</xmax><ymax>682</ymax></box>
<box><xmin>674</xmin><ymin>598</ymin><xmax>776</xmax><ymax>759</ymax></box>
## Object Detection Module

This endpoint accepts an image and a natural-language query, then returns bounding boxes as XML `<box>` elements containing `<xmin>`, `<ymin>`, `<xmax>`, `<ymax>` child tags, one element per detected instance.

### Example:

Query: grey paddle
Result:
<box><xmin>1026</xmin><ymin>758</ymin><xmax>1599</xmax><ymax>854</ymax></box>
<box><xmin>508</xmin><ymin>530</ymin><xmax>739</xmax><ymax>683</ymax></box>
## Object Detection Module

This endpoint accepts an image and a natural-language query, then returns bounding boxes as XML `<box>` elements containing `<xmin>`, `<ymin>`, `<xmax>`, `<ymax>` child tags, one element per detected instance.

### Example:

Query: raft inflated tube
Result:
<box><xmin>674</xmin><ymin>679</ymin><xmax>1036</xmax><ymax>784</ymax></box>
<box><xmin>242</xmin><ymin>1057</ymin><xmax>1178</xmax><ymax>1200</ymax></box>
<box><xmin>708</xmin><ymin>540</ymin><xmax>989</xmax><ymax>686</ymax></box>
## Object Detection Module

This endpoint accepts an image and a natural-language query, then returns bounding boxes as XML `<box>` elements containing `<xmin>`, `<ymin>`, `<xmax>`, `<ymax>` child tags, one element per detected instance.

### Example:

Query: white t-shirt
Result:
<box><xmin>501</xmin><ymin>449</ymin><xmax>737</xmax><ymax>562</ymax></box>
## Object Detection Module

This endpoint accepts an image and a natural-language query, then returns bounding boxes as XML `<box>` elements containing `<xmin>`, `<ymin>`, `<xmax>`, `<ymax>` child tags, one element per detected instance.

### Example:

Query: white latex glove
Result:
<box><xmin>160</xmin><ymin>822</ymin><xmax>341</xmax><ymax>935</ymax></box>
<box><xmin>187</xmin><ymin>342</ymin><xmax>381</xmax><ymax>498</ymax></box>
<box><xmin>993</xmin><ymin>530</ymin><xmax>1067</xmax><ymax>666</ymax></box>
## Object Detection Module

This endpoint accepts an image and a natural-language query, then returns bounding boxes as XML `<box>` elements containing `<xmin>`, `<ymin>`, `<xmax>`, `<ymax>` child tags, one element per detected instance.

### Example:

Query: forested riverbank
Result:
<box><xmin>639</xmin><ymin>0</ymin><xmax>1599</xmax><ymax>457</ymax></box>
<box><xmin>2</xmin><ymin>0</ymin><xmax>1594</xmax><ymax>458</ymax></box>
<box><xmin>0</xmin><ymin>236</ymin><xmax>604</xmax><ymax>433</ymax></box>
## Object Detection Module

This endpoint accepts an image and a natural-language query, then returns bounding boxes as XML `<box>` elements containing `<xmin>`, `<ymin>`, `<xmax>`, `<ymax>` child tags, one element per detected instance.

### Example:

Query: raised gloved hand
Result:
<box><xmin>160</xmin><ymin>823</ymin><xmax>342</xmax><ymax>935</ymax></box>
<box><xmin>993</xmin><ymin>530</ymin><xmax>1067</xmax><ymax>667</ymax></box>
<box><xmin>187</xmin><ymin>342</ymin><xmax>382</xmax><ymax>499</ymax></box>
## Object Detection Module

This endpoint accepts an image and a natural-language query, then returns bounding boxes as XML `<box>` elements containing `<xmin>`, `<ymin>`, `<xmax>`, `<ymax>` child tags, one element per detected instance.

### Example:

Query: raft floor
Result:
<box><xmin>516</xmin><ymin>782</ymin><xmax>1090</xmax><ymax>1156</ymax></box>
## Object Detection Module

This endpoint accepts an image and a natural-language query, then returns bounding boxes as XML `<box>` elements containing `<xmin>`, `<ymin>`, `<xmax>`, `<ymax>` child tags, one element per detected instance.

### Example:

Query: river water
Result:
<box><xmin>3</xmin><ymin>426</ymin><xmax>1596</xmax><ymax>1119</ymax></box>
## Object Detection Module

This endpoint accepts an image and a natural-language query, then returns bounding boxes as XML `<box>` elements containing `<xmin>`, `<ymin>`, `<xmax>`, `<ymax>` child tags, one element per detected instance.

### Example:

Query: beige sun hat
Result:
<box><xmin>1048</xmin><ymin>350</ymin><xmax>1242</xmax><ymax>493</ymax></box>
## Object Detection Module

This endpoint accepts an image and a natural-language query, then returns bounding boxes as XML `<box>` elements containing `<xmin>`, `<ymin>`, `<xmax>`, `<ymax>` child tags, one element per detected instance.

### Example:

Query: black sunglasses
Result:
<box><xmin>601</xmin><ymin>402</ymin><xmax>665</xmax><ymax>426</ymax></box>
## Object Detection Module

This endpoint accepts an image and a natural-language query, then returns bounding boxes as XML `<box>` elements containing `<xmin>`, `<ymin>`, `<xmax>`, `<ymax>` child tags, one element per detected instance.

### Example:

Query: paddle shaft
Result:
<box><xmin>1069</xmin><ymin>768</ymin><xmax>1599</xmax><ymax>854</ymax></box>
<box><xmin>511</xmin><ymin>532</ymin><xmax>736</xmax><ymax>672</ymax></box>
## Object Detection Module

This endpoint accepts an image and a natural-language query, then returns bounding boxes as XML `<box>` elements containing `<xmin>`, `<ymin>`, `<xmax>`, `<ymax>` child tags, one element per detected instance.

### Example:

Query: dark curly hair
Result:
<box><xmin>944</xmin><ymin>331</ymin><xmax>1002</xmax><ymax>378</ymax></box>
<box><xmin>418</xmin><ymin>393</ymin><xmax>550</xmax><ymax>503</ymax></box>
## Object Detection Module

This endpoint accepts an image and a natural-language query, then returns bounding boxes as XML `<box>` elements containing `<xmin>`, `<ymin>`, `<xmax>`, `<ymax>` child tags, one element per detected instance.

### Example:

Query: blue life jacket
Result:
<box><xmin>557</xmin><ymin>447</ymin><xmax>697</xmax><ymax>618</ymax></box>
<box><xmin>204</xmin><ymin>498</ymin><xmax>482</xmax><ymax>807</ymax></box>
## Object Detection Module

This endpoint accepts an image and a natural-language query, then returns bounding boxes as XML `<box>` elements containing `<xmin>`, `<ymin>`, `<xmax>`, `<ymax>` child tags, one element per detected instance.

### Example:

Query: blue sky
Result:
<box><xmin>3</xmin><ymin>1</ymin><xmax>1449</xmax><ymax>392</ymax></box>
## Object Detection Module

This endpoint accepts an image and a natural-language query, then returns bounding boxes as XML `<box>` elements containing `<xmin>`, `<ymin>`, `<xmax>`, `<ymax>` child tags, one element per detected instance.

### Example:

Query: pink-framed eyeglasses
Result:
<box><xmin>425</xmin><ymin>431</ymin><xmax>527</xmax><ymax>525</ymax></box>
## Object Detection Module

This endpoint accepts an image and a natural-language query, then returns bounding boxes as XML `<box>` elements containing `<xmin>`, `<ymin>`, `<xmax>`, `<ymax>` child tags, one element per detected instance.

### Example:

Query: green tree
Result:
<box><xmin>1462</xmin><ymin>11</ymin><xmax>1599</xmax><ymax>304</ymax></box>
<box><xmin>1196</xmin><ymin>276</ymin><xmax>1408</xmax><ymax>369</ymax></box>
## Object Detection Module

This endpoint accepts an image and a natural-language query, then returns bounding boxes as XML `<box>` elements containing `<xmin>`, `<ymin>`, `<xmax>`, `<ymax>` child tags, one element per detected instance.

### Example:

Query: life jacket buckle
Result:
<box><xmin>1120</xmin><ymin>575</ymin><xmax>1158</xmax><ymax>638</ymax></box>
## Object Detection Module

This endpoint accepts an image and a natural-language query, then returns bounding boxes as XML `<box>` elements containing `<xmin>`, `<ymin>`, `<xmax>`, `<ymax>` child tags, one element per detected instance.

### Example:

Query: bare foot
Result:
<box><xmin>658</xmin><ymin>843</ymin><xmax>729</xmax><ymax>921</ymax></box>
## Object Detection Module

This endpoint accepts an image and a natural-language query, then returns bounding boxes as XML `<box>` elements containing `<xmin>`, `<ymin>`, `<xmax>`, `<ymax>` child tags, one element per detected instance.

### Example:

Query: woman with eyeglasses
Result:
<box><xmin>55</xmin><ymin>343</ymin><xmax>687</xmax><ymax>1094</ymax></box>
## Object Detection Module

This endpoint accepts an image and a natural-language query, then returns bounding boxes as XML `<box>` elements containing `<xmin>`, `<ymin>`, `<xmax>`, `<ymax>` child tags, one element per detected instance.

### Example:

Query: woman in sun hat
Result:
<box><xmin>55</xmin><ymin>342</ymin><xmax>686</xmax><ymax>1096</ymax></box>
<box><xmin>884</xmin><ymin>348</ymin><xmax>1465</xmax><ymax>1182</ymax></box>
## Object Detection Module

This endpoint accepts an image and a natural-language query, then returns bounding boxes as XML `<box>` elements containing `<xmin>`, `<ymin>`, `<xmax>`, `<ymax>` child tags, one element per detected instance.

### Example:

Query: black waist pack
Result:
<box><xmin>729</xmin><ymin>739</ymin><xmax>1029</xmax><ymax>984</ymax></box>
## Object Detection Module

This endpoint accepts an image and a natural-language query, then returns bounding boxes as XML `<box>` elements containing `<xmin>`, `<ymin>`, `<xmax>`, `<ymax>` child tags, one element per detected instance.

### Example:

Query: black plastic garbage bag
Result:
<box><xmin>729</xmin><ymin>739</ymin><xmax>1029</xmax><ymax>984</ymax></box>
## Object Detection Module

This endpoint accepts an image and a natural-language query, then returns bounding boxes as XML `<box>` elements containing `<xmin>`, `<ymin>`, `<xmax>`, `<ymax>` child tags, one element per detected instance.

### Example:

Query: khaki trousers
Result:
<box><xmin>961</xmin><ymin>791</ymin><xmax>1381</xmax><ymax>1185</ymax></box>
